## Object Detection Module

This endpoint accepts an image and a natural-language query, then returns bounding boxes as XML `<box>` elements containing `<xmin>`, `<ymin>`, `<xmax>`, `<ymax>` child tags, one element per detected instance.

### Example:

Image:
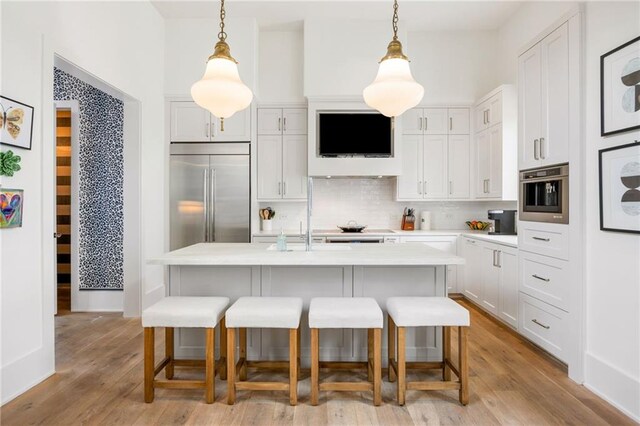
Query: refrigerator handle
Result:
<box><xmin>203</xmin><ymin>168</ymin><xmax>209</xmax><ymax>242</ymax></box>
<box><xmin>210</xmin><ymin>168</ymin><xmax>217</xmax><ymax>242</ymax></box>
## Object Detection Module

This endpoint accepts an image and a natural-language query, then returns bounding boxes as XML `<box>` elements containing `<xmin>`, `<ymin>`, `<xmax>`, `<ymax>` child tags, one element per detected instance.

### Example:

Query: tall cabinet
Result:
<box><xmin>257</xmin><ymin>108</ymin><xmax>308</xmax><ymax>200</ymax></box>
<box><xmin>397</xmin><ymin>107</ymin><xmax>471</xmax><ymax>200</ymax></box>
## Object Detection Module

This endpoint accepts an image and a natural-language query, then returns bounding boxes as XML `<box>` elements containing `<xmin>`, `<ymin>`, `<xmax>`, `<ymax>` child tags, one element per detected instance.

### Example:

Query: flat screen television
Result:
<box><xmin>318</xmin><ymin>112</ymin><xmax>393</xmax><ymax>157</ymax></box>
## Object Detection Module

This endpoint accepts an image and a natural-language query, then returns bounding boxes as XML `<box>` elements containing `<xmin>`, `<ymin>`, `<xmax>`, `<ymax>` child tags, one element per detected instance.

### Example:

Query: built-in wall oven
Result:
<box><xmin>519</xmin><ymin>164</ymin><xmax>569</xmax><ymax>224</ymax></box>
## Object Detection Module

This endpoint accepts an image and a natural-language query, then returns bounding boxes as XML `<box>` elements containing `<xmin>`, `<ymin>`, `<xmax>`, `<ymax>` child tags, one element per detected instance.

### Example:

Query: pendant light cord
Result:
<box><xmin>218</xmin><ymin>0</ymin><xmax>227</xmax><ymax>42</ymax></box>
<box><xmin>392</xmin><ymin>0</ymin><xmax>399</xmax><ymax>41</ymax></box>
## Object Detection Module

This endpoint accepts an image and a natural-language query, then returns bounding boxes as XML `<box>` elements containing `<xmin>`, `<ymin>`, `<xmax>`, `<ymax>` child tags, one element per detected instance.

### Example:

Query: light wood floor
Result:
<box><xmin>1</xmin><ymin>300</ymin><xmax>633</xmax><ymax>425</ymax></box>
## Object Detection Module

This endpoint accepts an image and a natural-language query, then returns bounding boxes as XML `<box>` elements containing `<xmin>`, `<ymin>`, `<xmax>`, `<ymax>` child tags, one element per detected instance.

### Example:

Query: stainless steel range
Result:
<box><xmin>319</xmin><ymin>229</ymin><xmax>392</xmax><ymax>244</ymax></box>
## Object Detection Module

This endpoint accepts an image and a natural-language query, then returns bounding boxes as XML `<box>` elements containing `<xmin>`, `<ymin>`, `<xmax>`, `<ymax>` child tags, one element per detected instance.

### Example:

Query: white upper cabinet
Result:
<box><xmin>423</xmin><ymin>135</ymin><xmax>448</xmax><ymax>199</ymax></box>
<box><xmin>170</xmin><ymin>102</ymin><xmax>211</xmax><ymax>142</ymax></box>
<box><xmin>519</xmin><ymin>22</ymin><xmax>570</xmax><ymax>169</ymax></box>
<box><xmin>448</xmin><ymin>135</ymin><xmax>470</xmax><ymax>198</ymax></box>
<box><xmin>448</xmin><ymin>108</ymin><xmax>470</xmax><ymax>135</ymax></box>
<box><xmin>282</xmin><ymin>135</ymin><xmax>308</xmax><ymax>199</ymax></box>
<box><xmin>257</xmin><ymin>108</ymin><xmax>308</xmax><ymax>201</ymax></box>
<box><xmin>423</xmin><ymin>108</ymin><xmax>448</xmax><ymax>135</ymax></box>
<box><xmin>170</xmin><ymin>101</ymin><xmax>250</xmax><ymax>142</ymax></box>
<box><xmin>398</xmin><ymin>107</ymin><xmax>470</xmax><ymax>200</ymax></box>
<box><xmin>473</xmin><ymin>86</ymin><xmax>517</xmax><ymax>201</ymax></box>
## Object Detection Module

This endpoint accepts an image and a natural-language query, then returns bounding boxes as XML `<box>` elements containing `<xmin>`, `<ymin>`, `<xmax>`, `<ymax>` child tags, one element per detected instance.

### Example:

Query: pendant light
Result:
<box><xmin>191</xmin><ymin>0</ymin><xmax>252</xmax><ymax>128</ymax></box>
<box><xmin>363</xmin><ymin>0</ymin><xmax>423</xmax><ymax>118</ymax></box>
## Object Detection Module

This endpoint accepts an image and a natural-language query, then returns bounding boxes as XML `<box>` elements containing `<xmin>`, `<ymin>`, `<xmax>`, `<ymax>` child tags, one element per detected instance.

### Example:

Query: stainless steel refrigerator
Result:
<box><xmin>170</xmin><ymin>143</ymin><xmax>250</xmax><ymax>250</ymax></box>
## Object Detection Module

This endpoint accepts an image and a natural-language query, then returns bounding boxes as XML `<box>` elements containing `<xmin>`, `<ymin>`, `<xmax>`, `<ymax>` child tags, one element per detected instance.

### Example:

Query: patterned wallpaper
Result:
<box><xmin>53</xmin><ymin>68</ymin><xmax>124</xmax><ymax>290</ymax></box>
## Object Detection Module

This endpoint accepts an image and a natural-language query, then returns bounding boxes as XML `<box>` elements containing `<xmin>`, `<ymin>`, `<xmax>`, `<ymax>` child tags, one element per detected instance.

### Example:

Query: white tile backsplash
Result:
<box><xmin>259</xmin><ymin>177</ymin><xmax>517</xmax><ymax>231</ymax></box>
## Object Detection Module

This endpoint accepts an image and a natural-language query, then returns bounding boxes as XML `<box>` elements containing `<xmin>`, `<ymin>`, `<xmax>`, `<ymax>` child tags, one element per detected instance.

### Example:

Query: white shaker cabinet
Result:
<box><xmin>461</xmin><ymin>236</ymin><xmax>518</xmax><ymax>329</ymax></box>
<box><xmin>473</xmin><ymin>86</ymin><xmax>517</xmax><ymax>200</ymax></box>
<box><xmin>257</xmin><ymin>108</ymin><xmax>308</xmax><ymax>201</ymax></box>
<box><xmin>398</xmin><ymin>235</ymin><xmax>458</xmax><ymax>293</ymax></box>
<box><xmin>398</xmin><ymin>107</ymin><xmax>471</xmax><ymax>201</ymax></box>
<box><xmin>170</xmin><ymin>101</ymin><xmax>250</xmax><ymax>142</ymax></box>
<box><xmin>518</xmin><ymin>22</ymin><xmax>570</xmax><ymax>169</ymax></box>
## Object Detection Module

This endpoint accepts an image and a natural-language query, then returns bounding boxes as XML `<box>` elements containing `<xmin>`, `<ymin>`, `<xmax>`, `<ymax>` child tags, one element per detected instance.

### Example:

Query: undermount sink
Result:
<box><xmin>267</xmin><ymin>244</ymin><xmax>352</xmax><ymax>251</ymax></box>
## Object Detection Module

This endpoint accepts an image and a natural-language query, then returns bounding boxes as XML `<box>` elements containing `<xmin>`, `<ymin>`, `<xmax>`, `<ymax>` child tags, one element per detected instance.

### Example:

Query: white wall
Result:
<box><xmin>409</xmin><ymin>31</ymin><xmax>500</xmax><ymax>104</ymax></box>
<box><xmin>164</xmin><ymin>18</ymin><xmax>257</xmax><ymax>95</ymax></box>
<box><xmin>0</xmin><ymin>1</ymin><xmax>165</xmax><ymax>404</ymax></box>
<box><xmin>583</xmin><ymin>2</ymin><xmax>640</xmax><ymax>421</ymax></box>
<box><xmin>258</xmin><ymin>30</ymin><xmax>305</xmax><ymax>103</ymax></box>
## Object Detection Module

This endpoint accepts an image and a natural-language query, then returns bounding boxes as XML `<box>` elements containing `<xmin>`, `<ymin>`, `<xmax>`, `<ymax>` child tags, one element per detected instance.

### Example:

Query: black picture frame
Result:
<box><xmin>0</xmin><ymin>95</ymin><xmax>34</xmax><ymax>150</ymax></box>
<box><xmin>600</xmin><ymin>35</ymin><xmax>640</xmax><ymax>137</ymax></box>
<box><xmin>599</xmin><ymin>140</ymin><xmax>640</xmax><ymax>234</ymax></box>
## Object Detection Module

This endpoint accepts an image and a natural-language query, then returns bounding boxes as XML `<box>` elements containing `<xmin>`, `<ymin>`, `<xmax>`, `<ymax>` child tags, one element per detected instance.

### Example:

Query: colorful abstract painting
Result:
<box><xmin>0</xmin><ymin>188</ymin><xmax>23</xmax><ymax>228</ymax></box>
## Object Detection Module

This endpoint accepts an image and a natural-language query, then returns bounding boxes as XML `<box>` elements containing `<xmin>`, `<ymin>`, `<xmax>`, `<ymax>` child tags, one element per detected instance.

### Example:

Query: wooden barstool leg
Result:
<box><xmin>297</xmin><ymin>327</ymin><xmax>302</xmax><ymax>379</ymax></box>
<box><xmin>310</xmin><ymin>328</ymin><xmax>319</xmax><ymax>406</ymax></box>
<box><xmin>289</xmin><ymin>328</ymin><xmax>298</xmax><ymax>406</ymax></box>
<box><xmin>239</xmin><ymin>328</ymin><xmax>248</xmax><ymax>381</ymax></box>
<box><xmin>373</xmin><ymin>328</ymin><xmax>382</xmax><ymax>406</ymax></box>
<box><xmin>397</xmin><ymin>326</ymin><xmax>406</xmax><ymax>406</ymax></box>
<box><xmin>459</xmin><ymin>326</ymin><xmax>469</xmax><ymax>405</ymax></box>
<box><xmin>227</xmin><ymin>328</ymin><xmax>236</xmax><ymax>405</ymax></box>
<box><xmin>367</xmin><ymin>328</ymin><xmax>374</xmax><ymax>382</ymax></box>
<box><xmin>219</xmin><ymin>317</ymin><xmax>227</xmax><ymax>380</ymax></box>
<box><xmin>165</xmin><ymin>327</ymin><xmax>174</xmax><ymax>380</ymax></box>
<box><xmin>144</xmin><ymin>327</ymin><xmax>155</xmax><ymax>403</ymax></box>
<box><xmin>388</xmin><ymin>315</ymin><xmax>397</xmax><ymax>382</ymax></box>
<box><xmin>443</xmin><ymin>326</ymin><xmax>451</xmax><ymax>381</ymax></box>
<box><xmin>205</xmin><ymin>328</ymin><xmax>215</xmax><ymax>404</ymax></box>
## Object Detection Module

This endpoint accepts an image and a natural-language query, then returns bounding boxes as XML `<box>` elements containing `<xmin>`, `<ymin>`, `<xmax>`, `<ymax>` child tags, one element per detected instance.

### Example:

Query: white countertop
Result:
<box><xmin>253</xmin><ymin>229</ymin><xmax>518</xmax><ymax>248</ymax></box>
<box><xmin>149</xmin><ymin>242</ymin><xmax>465</xmax><ymax>266</ymax></box>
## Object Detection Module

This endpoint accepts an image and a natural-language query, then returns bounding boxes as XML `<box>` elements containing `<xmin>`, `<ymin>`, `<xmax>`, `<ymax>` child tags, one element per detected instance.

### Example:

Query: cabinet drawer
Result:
<box><xmin>520</xmin><ymin>252</ymin><xmax>569</xmax><ymax>311</ymax></box>
<box><xmin>519</xmin><ymin>293</ymin><xmax>567</xmax><ymax>362</ymax></box>
<box><xmin>518</xmin><ymin>222</ymin><xmax>569</xmax><ymax>260</ymax></box>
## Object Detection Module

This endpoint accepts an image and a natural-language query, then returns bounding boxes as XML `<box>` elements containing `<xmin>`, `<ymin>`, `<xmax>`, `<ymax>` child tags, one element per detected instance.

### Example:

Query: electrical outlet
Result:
<box><xmin>445</xmin><ymin>213</ymin><xmax>453</xmax><ymax>219</ymax></box>
<box><xmin>279</xmin><ymin>214</ymin><xmax>288</xmax><ymax>221</ymax></box>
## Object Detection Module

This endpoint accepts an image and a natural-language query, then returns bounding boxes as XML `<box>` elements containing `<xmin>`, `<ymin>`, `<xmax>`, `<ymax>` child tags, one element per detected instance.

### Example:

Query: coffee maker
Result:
<box><xmin>488</xmin><ymin>210</ymin><xmax>517</xmax><ymax>235</ymax></box>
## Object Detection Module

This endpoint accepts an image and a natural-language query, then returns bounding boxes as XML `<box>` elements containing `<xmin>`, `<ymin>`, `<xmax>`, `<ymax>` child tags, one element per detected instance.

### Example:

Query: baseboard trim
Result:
<box><xmin>584</xmin><ymin>352</ymin><xmax>640</xmax><ymax>423</ymax></box>
<box><xmin>1</xmin><ymin>347</ymin><xmax>55</xmax><ymax>406</ymax></box>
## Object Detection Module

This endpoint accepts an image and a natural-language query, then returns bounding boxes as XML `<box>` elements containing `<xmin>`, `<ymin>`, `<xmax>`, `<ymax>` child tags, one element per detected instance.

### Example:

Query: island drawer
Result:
<box><xmin>519</xmin><ymin>292</ymin><xmax>568</xmax><ymax>362</ymax></box>
<box><xmin>519</xmin><ymin>252</ymin><xmax>569</xmax><ymax>312</ymax></box>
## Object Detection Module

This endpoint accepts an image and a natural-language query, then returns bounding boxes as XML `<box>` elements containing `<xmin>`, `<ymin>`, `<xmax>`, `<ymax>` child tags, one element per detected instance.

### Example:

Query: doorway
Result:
<box><xmin>55</xmin><ymin>108</ymin><xmax>73</xmax><ymax>313</ymax></box>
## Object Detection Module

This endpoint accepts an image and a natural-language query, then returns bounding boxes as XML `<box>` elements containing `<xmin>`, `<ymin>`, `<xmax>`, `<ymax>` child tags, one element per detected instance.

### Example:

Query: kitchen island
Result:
<box><xmin>150</xmin><ymin>243</ymin><xmax>464</xmax><ymax>365</ymax></box>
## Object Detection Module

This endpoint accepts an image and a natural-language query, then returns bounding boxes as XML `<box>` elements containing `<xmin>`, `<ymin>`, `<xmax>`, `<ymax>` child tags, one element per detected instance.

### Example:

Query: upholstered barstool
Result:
<box><xmin>142</xmin><ymin>296</ymin><xmax>229</xmax><ymax>403</ymax></box>
<box><xmin>309</xmin><ymin>297</ymin><xmax>383</xmax><ymax>406</ymax></box>
<box><xmin>387</xmin><ymin>297</ymin><xmax>470</xmax><ymax>406</ymax></box>
<box><xmin>225</xmin><ymin>297</ymin><xmax>303</xmax><ymax>406</ymax></box>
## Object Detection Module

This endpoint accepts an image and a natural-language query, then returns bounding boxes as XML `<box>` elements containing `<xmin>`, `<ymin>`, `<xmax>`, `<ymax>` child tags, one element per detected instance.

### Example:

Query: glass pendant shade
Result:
<box><xmin>363</xmin><ymin>56</ymin><xmax>424</xmax><ymax>118</ymax></box>
<box><xmin>191</xmin><ymin>55</ymin><xmax>253</xmax><ymax>119</ymax></box>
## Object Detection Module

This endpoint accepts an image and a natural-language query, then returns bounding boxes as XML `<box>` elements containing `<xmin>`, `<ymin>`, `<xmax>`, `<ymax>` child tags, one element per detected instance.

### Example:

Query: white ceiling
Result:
<box><xmin>151</xmin><ymin>0</ymin><xmax>524</xmax><ymax>31</ymax></box>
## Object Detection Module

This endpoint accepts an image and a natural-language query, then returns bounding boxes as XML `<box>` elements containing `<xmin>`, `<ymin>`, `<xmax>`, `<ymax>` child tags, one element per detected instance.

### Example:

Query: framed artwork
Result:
<box><xmin>601</xmin><ymin>36</ymin><xmax>640</xmax><ymax>136</ymax></box>
<box><xmin>0</xmin><ymin>188</ymin><xmax>24</xmax><ymax>229</ymax></box>
<box><xmin>0</xmin><ymin>96</ymin><xmax>34</xmax><ymax>150</ymax></box>
<box><xmin>599</xmin><ymin>141</ymin><xmax>640</xmax><ymax>234</ymax></box>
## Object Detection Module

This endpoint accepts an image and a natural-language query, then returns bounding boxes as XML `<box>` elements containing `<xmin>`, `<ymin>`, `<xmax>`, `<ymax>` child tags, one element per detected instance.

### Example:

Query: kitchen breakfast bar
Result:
<box><xmin>149</xmin><ymin>243</ymin><xmax>464</xmax><ymax>365</ymax></box>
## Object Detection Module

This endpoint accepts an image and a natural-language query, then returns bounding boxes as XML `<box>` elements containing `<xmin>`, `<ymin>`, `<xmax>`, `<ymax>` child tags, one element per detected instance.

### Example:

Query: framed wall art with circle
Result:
<box><xmin>599</xmin><ymin>141</ymin><xmax>640</xmax><ymax>234</ymax></box>
<box><xmin>601</xmin><ymin>36</ymin><xmax>640</xmax><ymax>137</ymax></box>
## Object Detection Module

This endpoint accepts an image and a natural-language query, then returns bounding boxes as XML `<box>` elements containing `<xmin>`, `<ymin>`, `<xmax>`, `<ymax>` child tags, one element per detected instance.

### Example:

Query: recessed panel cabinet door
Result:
<box><xmin>518</xmin><ymin>44</ymin><xmax>542</xmax><ymax>169</ymax></box>
<box><xmin>402</xmin><ymin>108</ymin><xmax>424</xmax><ymax>135</ymax></box>
<box><xmin>397</xmin><ymin>135</ymin><xmax>423</xmax><ymax>199</ymax></box>
<box><xmin>424</xmin><ymin>108</ymin><xmax>448</xmax><ymax>135</ymax></box>
<box><xmin>476</xmin><ymin>130</ymin><xmax>491</xmax><ymax>198</ymax></box>
<box><xmin>214</xmin><ymin>109</ymin><xmax>250</xmax><ymax>142</ymax></box>
<box><xmin>448</xmin><ymin>108</ymin><xmax>470</xmax><ymax>134</ymax></box>
<box><xmin>487</xmin><ymin>126</ymin><xmax>503</xmax><ymax>198</ymax></box>
<box><xmin>462</xmin><ymin>238</ymin><xmax>482</xmax><ymax>302</ymax></box>
<box><xmin>423</xmin><ymin>135</ymin><xmax>448</xmax><ymax>199</ymax></box>
<box><xmin>448</xmin><ymin>135</ymin><xmax>470</xmax><ymax>198</ymax></box>
<box><xmin>257</xmin><ymin>108</ymin><xmax>283</xmax><ymax>135</ymax></box>
<box><xmin>481</xmin><ymin>244</ymin><xmax>500</xmax><ymax>315</ymax></box>
<box><xmin>170</xmin><ymin>102</ymin><xmax>211</xmax><ymax>142</ymax></box>
<box><xmin>487</xmin><ymin>93</ymin><xmax>502</xmax><ymax>127</ymax></box>
<box><xmin>498</xmin><ymin>247</ymin><xmax>518</xmax><ymax>328</ymax></box>
<box><xmin>282</xmin><ymin>109</ymin><xmax>307</xmax><ymax>135</ymax></box>
<box><xmin>257</xmin><ymin>135</ymin><xmax>283</xmax><ymax>199</ymax></box>
<box><xmin>282</xmin><ymin>135</ymin><xmax>307</xmax><ymax>199</ymax></box>
<box><xmin>540</xmin><ymin>22</ymin><xmax>569</xmax><ymax>166</ymax></box>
